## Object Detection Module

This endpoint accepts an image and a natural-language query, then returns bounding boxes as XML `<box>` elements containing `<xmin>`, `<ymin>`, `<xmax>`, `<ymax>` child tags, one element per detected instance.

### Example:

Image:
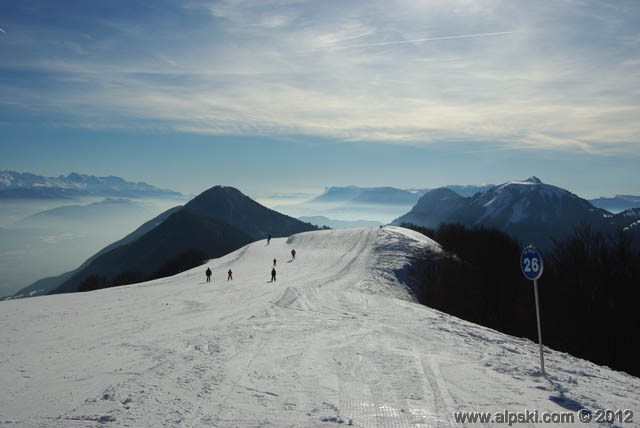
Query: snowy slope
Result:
<box><xmin>1</xmin><ymin>227</ymin><xmax>638</xmax><ymax>427</ymax></box>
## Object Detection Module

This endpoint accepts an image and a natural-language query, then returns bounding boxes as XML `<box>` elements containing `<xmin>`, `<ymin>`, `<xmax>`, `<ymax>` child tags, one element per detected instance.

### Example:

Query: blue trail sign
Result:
<box><xmin>520</xmin><ymin>245</ymin><xmax>545</xmax><ymax>374</ymax></box>
<box><xmin>521</xmin><ymin>245</ymin><xmax>543</xmax><ymax>281</ymax></box>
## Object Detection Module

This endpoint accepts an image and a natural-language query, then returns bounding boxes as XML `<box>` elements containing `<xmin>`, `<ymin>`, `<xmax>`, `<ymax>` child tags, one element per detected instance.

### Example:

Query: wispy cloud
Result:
<box><xmin>1</xmin><ymin>1</ymin><xmax>639</xmax><ymax>156</ymax></box>
<box><xmin>0</xmin><ymin>27</ymin><xmax>6</xmax><ymax>34</ymax></box>
<box><xmin>323</xmin><ymin>31</ymin><xmax>516</xmax><ymax>50</ymax></box>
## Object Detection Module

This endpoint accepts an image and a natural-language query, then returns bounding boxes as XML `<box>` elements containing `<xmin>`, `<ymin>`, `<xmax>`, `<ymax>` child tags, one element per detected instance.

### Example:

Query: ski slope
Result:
<box><xmin>1</xmin><ymin>226</ymin><xmax>638</xmax><ymax>427</ymax></box>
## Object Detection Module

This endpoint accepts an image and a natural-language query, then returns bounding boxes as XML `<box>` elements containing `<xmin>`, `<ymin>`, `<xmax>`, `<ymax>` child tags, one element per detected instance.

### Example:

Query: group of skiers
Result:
<box><xmin>204</xmin><ymin>234</ymin><xmax>296</xmax><ymax>284</ymax></box>
<box><xmin>205</xmin><ymin>267</ymin><xmax>233</xmax><ymax>283</ymax></box>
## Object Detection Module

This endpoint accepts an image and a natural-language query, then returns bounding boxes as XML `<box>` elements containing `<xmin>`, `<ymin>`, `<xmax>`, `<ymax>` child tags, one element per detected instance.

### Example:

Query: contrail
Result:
<box><xmin>0</xmin><ymin>28</ymin><xmax>6</xmax><ymax>34</ymax></box>
<box><xmin>331</xmin><ymin>31</ymin><xmax>514</xmax><ymax>50</ymax></box>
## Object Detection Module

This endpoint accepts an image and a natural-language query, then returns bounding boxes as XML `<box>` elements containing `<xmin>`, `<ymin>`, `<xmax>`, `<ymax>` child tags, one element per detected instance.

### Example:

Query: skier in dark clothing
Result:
<box><xmin>267</xmin><ymin>234</ymin><xmax>271</xmax><ymax>245</ymax></box>
<box><xmin>205</xmin><ymin>267</ymin><xmax>212</xmax><ymax>283</ymax></box>
<box><xmin>273</xmin><ymin>258</ymin><xmax>277</xmax><ymax>267</ymax></box>
<box><xmin>227</xmin><ymin>269</ymin><xmax>233</xmax><ymax>281</ymax></box>
<box><xmin>291</xmin><ymin>249</ymin><xmax>296</xmax><ymax>260</ymax></box>
<box><xmin>271</xmin><ymin>268</ymin><xmax>277</xmax><ymax>282</ymax></box>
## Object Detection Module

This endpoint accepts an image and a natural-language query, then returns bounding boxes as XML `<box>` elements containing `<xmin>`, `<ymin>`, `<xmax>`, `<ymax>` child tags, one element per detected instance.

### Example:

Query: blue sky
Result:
<box><xmin>1</xmin><ymin>0</ymin><xmax>639</xmax><ymax>200</ymax></box>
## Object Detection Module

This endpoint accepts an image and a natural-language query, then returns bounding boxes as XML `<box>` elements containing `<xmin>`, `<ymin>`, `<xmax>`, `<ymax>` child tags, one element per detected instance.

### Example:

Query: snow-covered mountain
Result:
<box><xmin>394</xmin><ymin>177</ymin><xmax>634</xmax><ymax>248</ymax></box>
<box><xmin>0</xmin><ymin>171</ymin><xmax>182</xmax><ymax>198</ymax></box>
<box><xmin>466</xmin><ymin>176</ymin><xmax>607</xmax><ymax>230</ymax></box>
<box><xmin>1</xmin><ymin>226</ymin><xmax>637</xmax><ymax>427</ymax></box>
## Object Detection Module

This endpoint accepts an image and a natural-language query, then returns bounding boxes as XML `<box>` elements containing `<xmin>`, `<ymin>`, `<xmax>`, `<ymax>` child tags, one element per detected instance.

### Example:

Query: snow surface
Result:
<box><xmin>1</xmin><ymin>226</ymin><xmax>638</xmax><ymax>427</ymax></box>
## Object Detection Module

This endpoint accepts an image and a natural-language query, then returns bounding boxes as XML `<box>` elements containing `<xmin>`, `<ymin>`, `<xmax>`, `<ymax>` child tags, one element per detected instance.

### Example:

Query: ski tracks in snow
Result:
<box><xmin>266</xmin><ymin>227</ymin><xmax>456</xmax><ymax>427</ymax></box>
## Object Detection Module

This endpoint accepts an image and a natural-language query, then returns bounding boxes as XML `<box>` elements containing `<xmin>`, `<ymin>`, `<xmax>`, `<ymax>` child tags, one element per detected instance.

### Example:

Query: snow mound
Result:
<box><xmin>284</xmin><ymin>226</ymin><xmax>440</xmax><ymax>301</ymax></box>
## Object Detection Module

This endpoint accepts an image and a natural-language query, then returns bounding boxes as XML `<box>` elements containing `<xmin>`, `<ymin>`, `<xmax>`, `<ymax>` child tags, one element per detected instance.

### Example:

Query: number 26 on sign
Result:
<box><xmin>521</xmin><ymin>246</ymin><xmax>543</xmax><ymax>281</ymax></box>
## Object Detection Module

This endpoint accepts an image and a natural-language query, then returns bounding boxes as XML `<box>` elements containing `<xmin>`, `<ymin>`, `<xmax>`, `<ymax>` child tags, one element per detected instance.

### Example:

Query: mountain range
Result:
<box><xmin>589</xmin><ymin>195</ymin><xmax>640</xmax><ymax>213</ymax></box>
<box><xmin>8</xmin><ymin>186</ymin><xmax>317</xmax><ymax>298</ymax></box>
<box><xmin>394</xmin><ymin>177</ymin><xmax>639</xmax><ymax>249</ymax></box>
<box><xmin>278</xmin><ymin>184</ymin><xmax>495</xmax><ymax>225</ymax></box>
<box><xmin>309</xmin><ymin>186</ymin><xmax>427</xmax><ymax>205</ymax></box>
<box><xmin>0</xmin><ymin>171</ymin><xmax>182</xmax><ymax>199</ymax></box>
<box><xmin>7</xmin><ymin>198</ymin><xmax>152</xmax><ymax>231</ymax></box>
<box><xmin>307</xmin><ymin>184</ymin><xmax>495</xmax><ymax>205</ymax></box>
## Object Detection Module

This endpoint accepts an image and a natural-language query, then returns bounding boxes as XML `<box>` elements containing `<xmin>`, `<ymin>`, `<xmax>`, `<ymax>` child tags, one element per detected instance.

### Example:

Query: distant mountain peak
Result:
<box><xmin>505</xmin><ymin>176</ymin><xmax>543</xmax><ymax>186</ymax></box>
<box><xmin>428</xmin><ymin>187</ymin><xmax>463</xmax><ymax>200</ymax></box>
<box><xmin>310</xmin><ymin>185</ymin><xmax>428</xmax><ymax>206</ymax></box>
<box><xmin>191</xmin><ymin>185</ymin><xmax>245</xmax><ymax>201</ymax></box>
<box><xmin>524</xmin><ymin>176</ymin><xmax>542</xmax><ymax>184</ymax></box>
<box><xmin>184</xmin><ymin>185</ymin><xmax>317</xmax><ymax>240</ymax></box>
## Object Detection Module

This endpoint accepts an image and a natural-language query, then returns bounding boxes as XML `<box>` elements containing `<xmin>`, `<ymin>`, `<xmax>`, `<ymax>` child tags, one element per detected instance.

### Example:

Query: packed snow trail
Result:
<box><xmin>1</xmin><ymin>226</ymin><xmax>638</xmax><ymax>427</ymax></box>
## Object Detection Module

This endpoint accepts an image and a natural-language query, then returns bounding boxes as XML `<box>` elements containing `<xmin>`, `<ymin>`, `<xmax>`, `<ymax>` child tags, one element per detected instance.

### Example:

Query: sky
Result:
<box><xmin>1</xmin><ymin>0</ymin><xmax>639</xmax><ymax>201</ymax></box>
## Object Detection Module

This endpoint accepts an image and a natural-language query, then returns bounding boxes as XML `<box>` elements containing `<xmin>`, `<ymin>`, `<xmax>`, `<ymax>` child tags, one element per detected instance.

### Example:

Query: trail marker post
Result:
<box><xmin>520</xmin><ymin>245</ymin><xmax>545</xmax><ymax>375</ymax></box>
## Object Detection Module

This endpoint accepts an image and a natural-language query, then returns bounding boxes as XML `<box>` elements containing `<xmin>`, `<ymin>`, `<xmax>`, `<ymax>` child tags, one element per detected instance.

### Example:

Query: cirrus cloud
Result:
<box><xmin>1</xmin><ymin>0</ymin><xmax>639</xmax><ymax>155</ymax></box>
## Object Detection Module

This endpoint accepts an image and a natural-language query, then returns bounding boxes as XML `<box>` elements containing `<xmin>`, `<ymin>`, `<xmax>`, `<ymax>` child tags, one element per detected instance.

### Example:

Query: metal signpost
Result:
<box><xmin>520</xmin><ymin>245</ymin><xmax>545</xmax><ymax>375</ymax></box>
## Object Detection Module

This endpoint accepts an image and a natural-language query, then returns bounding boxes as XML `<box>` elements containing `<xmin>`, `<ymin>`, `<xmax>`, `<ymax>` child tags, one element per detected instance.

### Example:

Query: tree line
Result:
<box><xmin>78</xmin><ymin>249</ymin><xmax>208</xmax><ymax>292</ymax></box>
<box><xmin>403</xmin><ymin>222</ymin><xmax>640</xmax><ymax>377</ymax></box>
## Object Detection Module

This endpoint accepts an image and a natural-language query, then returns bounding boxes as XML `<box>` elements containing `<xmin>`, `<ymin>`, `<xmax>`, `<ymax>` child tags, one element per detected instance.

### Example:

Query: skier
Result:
<box><xmin>227</xmin><ymin>269</ymin><xmax>233</xmax><ymax>281</ymax></box>
<box><xmin>271</xmin><ymin>267</ymin><xmax>277</xmax><ymax>282</ymax></box>
<box><xmin>291</xmin><ymin>249</ymin><xmax>296</xmax><ymax>260</ymax></box>
<box><xmin>273</xmin><ymin>258</ymin><xmax>277</xmax><ymax>267</ymax></box>
<box><xmin>267</xmin><ymin>234</ymin><xmax>271</xmax><ymax>245</ymax></box>
<box><xmin>205</xmin><ymin>267</ymin><xmax>212</xmax><ymax>283</ymax></box>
